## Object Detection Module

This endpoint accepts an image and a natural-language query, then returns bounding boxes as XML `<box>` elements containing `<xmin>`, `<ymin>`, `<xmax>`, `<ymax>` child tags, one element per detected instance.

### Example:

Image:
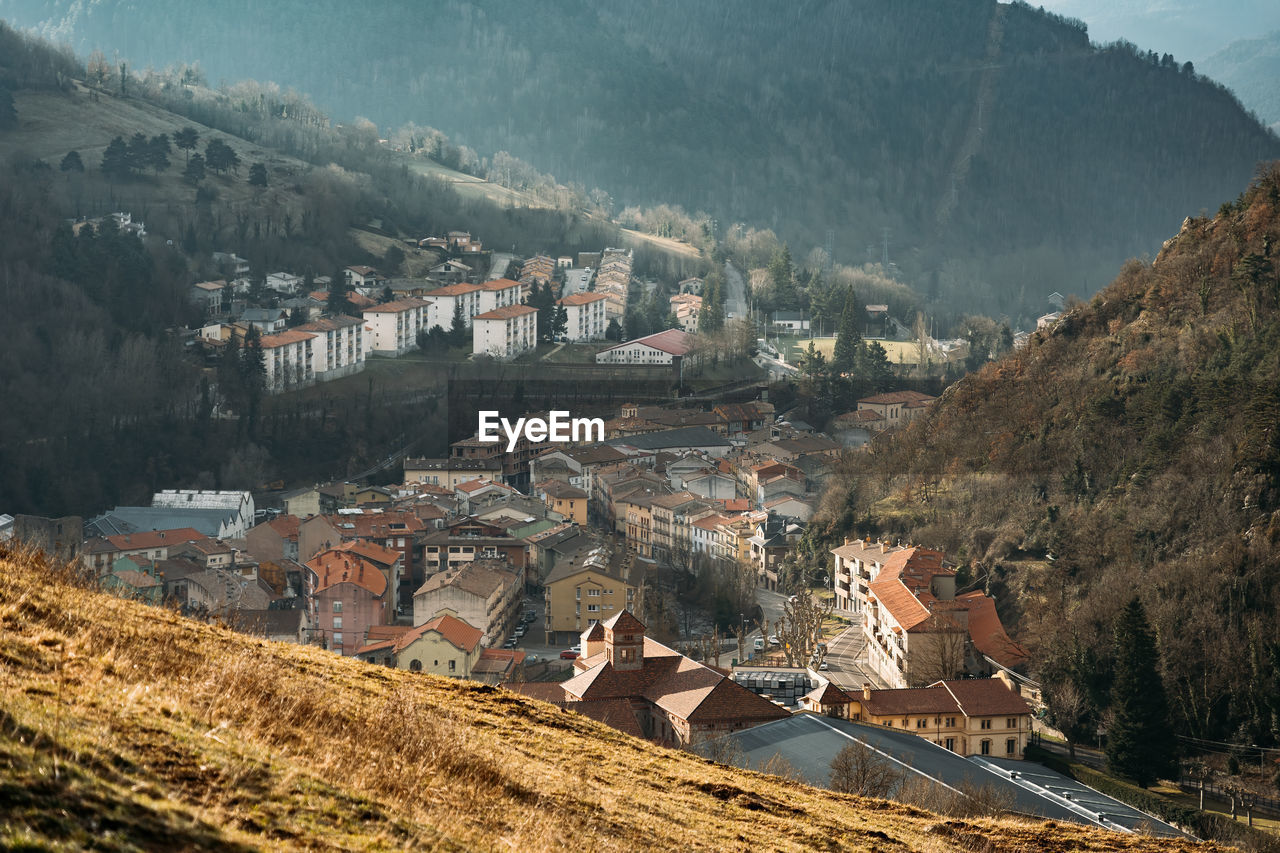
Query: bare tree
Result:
<box><xmin>1044</xmin><ymin>679</ymin><xmax>1089</xmax><ymax>759</ymax></box>
<box><xmin>906</xmin><ymin>618</ymin><xmax>968</xmax><ymax>686</ymax></box>
<box><xmin>829</xmin><ymin>742</ymin><xmax>904</xmax><ymax>797</ymax></box>
<box><xmin>775</xmin><ymin>591</ymin><xmax>834</xmax><ymax>667</ymax></box>
<box><xmin>702</xmin><ymin>734</ymin><xmax>746</xmax><ymax>768</ymax></box>
<box><xmin>757</xmin><ymin>751</ymin><xmax>805</xmax><ymax>782</ymax></box>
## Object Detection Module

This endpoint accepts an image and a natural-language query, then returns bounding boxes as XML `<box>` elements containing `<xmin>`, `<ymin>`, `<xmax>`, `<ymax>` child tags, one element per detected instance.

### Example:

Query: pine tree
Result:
<box><xmin>249</xmin><ymin>162</ymin><xmax>268</xmax><ymax>187</ymax></box>
<box><xmin>449</xmin><ymin>299</ymin><xmax>468</xmax><ymax>347</ymax></box>
<box><xmin>699</xmin><ymin>278</ymin><xmax>725</xmax><ymax>333</ymax></box>
<box><xmin>1106</xmin><ymin>597</ymin><xmax>1177</xmax><ymax>787</ymax></box>
<box><xmin>326</xmin><ymin>272</ymin><xmax>353</xmax><ymax>316</ymax></box>
<box><xmin>831</xmin><ymin>288</ymin><xmax>863</xmax><ymax>374</ymax></box>
<box><xmin>173</xmin><ymin>127</ymin><xmax>199</xmax><ymax>165</ymax></box>
<box><xmin>551</xmin><ymin>305</ymin><xmax>568</xmax><ymax>340</ymax></box>
<box><xmin>768</xmin><ymin>245</ymin><xmax>798</xmax><ymax>311</ymax></box>
<box><xmin>183</xmin><ymin>153</ymin><xmax>206</xmax><ymax>185</ymax></box>
<box><xmin>59</xmin><ymin>150</ymin><xmax>84</xmax><ymax>173</ymax></box>
<box><xmin>147</xmin><ymin>133</ymin><xmax>171</xmax><ymax>173</ymax></box>
<box><xmin>605</xmin><ymin>318</ymin><xmax>622</xmax><ymax>341</ymax></box>
<box><xmin>100</xmin><ymin>136</ymin><xmax>130</xmax><ymax>180</ymax></box>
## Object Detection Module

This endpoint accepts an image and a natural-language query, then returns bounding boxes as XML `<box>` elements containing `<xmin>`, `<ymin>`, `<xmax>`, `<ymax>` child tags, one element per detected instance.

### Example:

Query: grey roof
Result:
<box><xmin>240</xmin><ymin>308</ymin><xmax>287</xmax><ymax>322</ymax></box>
<box><xmin>89</xmin><ymin>506</ymin><xmax>238</xmax><ymax>538</ymax></box>
<box><xmin>697</xmin><ymin>715</ymin><xmax>1187</xmax><ymax>837</ymax></box>
<box><xmin>605</xmin><ymin>426</ymin><xmax>731</xmax><ymax>451</ymax></box>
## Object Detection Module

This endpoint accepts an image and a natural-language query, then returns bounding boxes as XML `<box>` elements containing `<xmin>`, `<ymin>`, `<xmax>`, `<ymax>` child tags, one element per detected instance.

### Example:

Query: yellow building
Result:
<box><xmin>383</xmin><ymin>613</ymin><xmax>484</xmax><ymax>677</ymax></box>
<box><xmin>536</xmin><ymin>480</ymin><xmax>588</xmax><ymax>525</ymax></box>
<box><xmin>543</xmin><ymin>547</ymin><xmax>644</xmax><ymax>646</ymax></box>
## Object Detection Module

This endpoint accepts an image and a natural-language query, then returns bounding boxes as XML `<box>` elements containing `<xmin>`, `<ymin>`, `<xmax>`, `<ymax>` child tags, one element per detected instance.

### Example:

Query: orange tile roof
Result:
<box><xmin>363</xmin><ymin>297</ymin><xmax>429</xmax><ymax>314</ymax></box>
<box><xmin>307</xmin><ymin>550</ymin><xmax>388</xmax><ymax>597</ymax></box>
<box><xmin>557</xmin><ymin>292</ymin><xmax>608</xmax><ymax>306</ymax></box>
<box><xmin>396</xmin><ymin>613</ymin><xmax>483</xmax><ymax>654</ymax></box>
<box><xmin>858</xmin><ymin>390</ymin><xmax>936</xmax><ymax>406</ymax></box>
<box><xmin>425</xmin><ymin>282</ymin><xmax>483</xmax><ymax>297</ymax></box>
<box><xmin>474</xmin><ymin>304</ymin><xmax>538</xmax><ymax>321</ymax></box>
<box><xmin>936</xmin><ymin>679</ymin><xmax>1032</xmax><ymax>717</ymax></box>
<box><xmin>98</xmin><ymin>528</ymin><xmax>210</xmax><ymax>552</ymax></box>
<box><xmin>479</xmin><ymin>278</ymin><xmax>522</xmax><ymax>291</ymax></box>
<box><xmin>952</xmin><ymin>592</ymin><xmax>1029</xmax><ymax>668</ymax></box>
<box><xmin>259</xmin><ymin>330</ymin><xmax>316</xmax><ymax>349</ymax></box>
<box><xmin>866</xmin><ymin>547</ymin><xmax>949</xmax><ymax>630</ymax></box>
<box><xmin>599</xmin><ymin>328</ymin><xmax>694</xmax><ymax>356</ymax></box>
<box><xmin>266</xmin><ymin>515</ymin><xmax>301</xmax><ymax>539</ymax></box>
<box><xmin>861</xmin><ymin>685</ymin><xmax>959</xmax><ymax>717</ymax></box>
<box><xmin>332</xmin><ymin>539</ymin><xmax>402</xmax><ymax>567</ymax></box>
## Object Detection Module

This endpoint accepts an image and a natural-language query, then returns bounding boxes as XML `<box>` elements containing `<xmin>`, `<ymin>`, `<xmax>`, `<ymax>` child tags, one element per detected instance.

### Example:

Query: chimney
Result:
<box><xmin>862</xmin><ymin>683</ymin><xmax>872</xmax><ymax>701</ymax></box>
<box><xmin>880</xmin><ymin>540</ymin><xmax>888</xmax><ymax>554</ymax></box>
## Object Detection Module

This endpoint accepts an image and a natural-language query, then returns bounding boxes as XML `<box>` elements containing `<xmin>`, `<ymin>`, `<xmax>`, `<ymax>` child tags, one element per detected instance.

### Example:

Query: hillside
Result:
<box><xmin>1200</xmin><ymin>32</ymin><xmax>1280</xmax><ymax>133</ymax></box>
<box><xmin>0</xmin><ymin>545</ymin><xmax>1208</xmax><ymax>852</ymax></box>
<box><xmin>805</xmin><ymin>165</ymin><xmax>1280</xmax><ymax>751</ymax></box>
<box><xmin>5</xmin><ymin>0</ymin><xmax>1279</xmax><ymax>318</ymax></box>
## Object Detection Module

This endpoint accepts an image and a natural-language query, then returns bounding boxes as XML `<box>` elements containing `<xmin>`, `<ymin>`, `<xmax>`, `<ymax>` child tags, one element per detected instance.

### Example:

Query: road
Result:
<box><xmin>822</xmin><ymin>624</ymin><xmax>889</xmax><ymax>690</ymax></box>
<box><xmin>723</xmin><ymin>261</ymin><xmax>748</xmax><ymax>320</ymax></box>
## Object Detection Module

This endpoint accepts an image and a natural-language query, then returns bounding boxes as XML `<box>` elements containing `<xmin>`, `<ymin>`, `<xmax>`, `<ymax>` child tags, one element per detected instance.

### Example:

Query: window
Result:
<box><xmin>333</xmin><ymin>617</ymin><xmax>343</xmax><ymax>630</ymax></box>
<box><xmin>980</xmin><ymin>719</ymin><xmax>992</xmax><ymax>730</ymax></box>
<box><xmin>981</xmin><ymin>739</ymin><xmax>991</xmax><ymax>755</ymax></box>
<box><xmin>587</xmin><ymin>604</ymin><xmax>599</xmax><ymax>613</ymax></box>
<box><xmin>1006</xmin><ymin>738</ymin><xmax>1017</xmax><ymax>755</ymax></box>
<box><xmin>882</xmin><ymin>721</ymin><xmax>893</xmax><ymax>727</ymax></box>
<box><xmin>448</xmin><ymin>660</ymin><xmax>456</xmax><ymax>673</ymax></box>
<box><xmin>945</xmin><ymin>717</ymin><xmax>956</xmax><ymax>728</ymax></box>
<box><xmin>333</xmin><ymin>601</ymin><xmax>342</xmax><ymax>613</ymax></box>
<box><xmin>587</xmin><ymin>589</ymin><xmax>600</xmax><ymax>597</ymax></box>
<box><xmin>333</xmin><ymin>632</ymin><xmax>343</xmax><ymax>646</ymax></box>
<box><xmin>409</xmin><ymin>659</ymin><xmax>422</xmax><ymax>671</ymax></box>
<box><xmin>945</xmin><ymin>737</ymin><xmax>956</xmax><ymax>752</ymax></box>
<box><xmin>916</xmin><ymin>718</ymin><xmax>928</xmax><ymax>729</ymax></box>
<box><xmin>1006</xmin><ymin>717</ymin><xmax>1017</xmax><ymax>728</ymax></box>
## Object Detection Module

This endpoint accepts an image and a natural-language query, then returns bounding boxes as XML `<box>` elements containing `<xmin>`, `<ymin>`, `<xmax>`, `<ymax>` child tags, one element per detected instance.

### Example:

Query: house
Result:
<box><xmin>168</xmin><ymin>537</ymin><xmax>236</xmax><ymax>571</ymax></box>
<box><xmin>555</xmin><ymin>611</ymin><xmax>791</xmax><ymax>746</ymax></box>
<box><xmin>81</xmin><ymin>528</ymin><xmax>210</xmax><ymax>574</ymax></box>
<box><xmin>447</xmin><ymin>231</ymin><xmax>478</xmax><ymax>252</ymax></box>
<box><xmin>748</xmin><ymin>514</ymin><xmax>805</xmax><ymax>591</ymax></box>
<box><xmin>477</xmin><ymin>278</ymin><xmax>524</xmax><ymax>314</ymax></box>
<box><xmin>359</xmin><ymin>612</ymin><xmax>485</xmax><ymax>677</ymax></box>
<box><xmin>557</xmin><ymin>292</ymin><xmax>608</xmax><ymax>341</ymax></box>
<box><xmin>472</xmin><ymin>304</ymin><xmax>538</xmax><ymax>360</ymax></box>
<box><xmin>543</xmin><ymin>541</ymin><xmax>644</xmax><ymax>645</ymax></box>
<box><xmin>420</xmin><ymin>517</ymin><xmax>529</xmax><ymax>577</ymax></box>
<box><xmin>595</xmin><ymin>329</ymin><xmax>694</xmax><ymax>367</ymax></box>
<box><xmin>245</xmin><ymin>515</ymin><xmax>302</xmax><ymax>564</ymax></box>
<box><xmin>228</xmin><ymin>608</ymin><xmax>311</xmax><ymax>644</ymax></box>
<box><xmin>648</xmin><ymin>492</ymin><xmax>715</xmax><ymax>563</ymax></box>
<box><xmin>520</xmin><ymin>254</ymin><xmax>555</xmax><ymax>284</ymax></box>
<box><xmin>266</xmin><ymin>272</ymin><xmax>303</xmax><ymax>295</ymax></box>
<box><xmin>535</xmin><ymin>480</ymin><xmax>588</xmax><ymax>525</ymax></box>
<box><xmin>678</xmin><ymin>277</ymin><xmax>704</xmax><ymax>295</ymax></box>
<box><xmin>800</xmin><ymin>679</ymin><xmax>1033</xmax><ymax>759</ymax></box>
<box><xmin>605</xmin><ymin>426</ymin><xmax>732</xmax><ymax>458</ymax></box>
<box><xmin>344</xmin><ymin>265</ymin><xmax>384</xmax><ymax>290</ymax></box>
<box><xmin>830</xmin><ymin>537</ymin><xmax>905</xmax><ymax>614</ymax></box>
<box><xmin>190</xmin><ymin>280</ymin><xmax>227</xmax><ymax>316</ymax></box>
<box><xmin>305</xmin><ymin>547</ymin><xmax>393</xmax><ymax>655</ymax></box>
<box><xmin>856</xmin><ymin>391</ymin><xmax>937</xmax><ymax>430</ymax></box>
<box><xmin>298</xmin><ymin>511</ymin><xmax>426</xmax><ymax>610</ymax></box>
<box><xmin>259</xmin><ymin>330</ymin><xmax>317</xmax><ymax>393</ymax></box>
<box><xmin>212</xmin><ymin>252</ymin><xmax>250</xmax><ymax>277</ymax></box>
<box><xmin>403</xmin><ymin>456</ymin><xmax>503</xmax><ymax>488</ymax></box>
<box><xmin>424</xmin><ymin>282</ymin><xmax>483</xmax><ymax>329</ymax></box>
<box><xmin>9</xmin><ymin>514</ymin><xmax>82</xmax><ymax>563</ymax></box>
<box><xmin>101</xmin><ymin>556</ymin><xmax>164</xmax><ymax>604</ymax></box>
<box><xmin>668</xmin><ymin>294</ymin><xmax>702</xmax><ymax>333</ymax></box>
<box><xmin>362</xmin><ymin>297</ymin><xmax>430</xmax><ymax>356</ymax></box>
<box><xmin>295</xmin><ymin>315</ymin><xmax>366</xmax><ymax>380</ymax></box>
<box><xmin>428</xmin><ymin>259</ymin><xmax>472</xmax><ymax>285</ymax></box>
<box><xmin>239</xmin><ymin>307</ymin><xmax>288</xmax><ymax>334</ymax></box>
<box><xmin>412</xmin><ymin>558</ymin><xmax>524</xmax><ymax>648</ymax></box>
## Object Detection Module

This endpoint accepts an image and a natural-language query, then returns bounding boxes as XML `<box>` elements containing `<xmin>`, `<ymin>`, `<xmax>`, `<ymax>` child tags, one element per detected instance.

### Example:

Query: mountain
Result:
<box><xmin>805</xmin><ymin>164</ymin><xmax>1280</xmax><ymax>750</ymax></box>
<box><xmin>0</xmin><ymin>544</ymin><xmax>1194</xmax><ymax>852</ymax></box>
<box><xmin>4</xmin><ymin>0</ymin><xmax>1278</xmax><ymax>320</ymax></box>
<box><xmin>1200</xmin><ymin>31</ymin><xmax>1280</xmax><ymax>133</ymax></box>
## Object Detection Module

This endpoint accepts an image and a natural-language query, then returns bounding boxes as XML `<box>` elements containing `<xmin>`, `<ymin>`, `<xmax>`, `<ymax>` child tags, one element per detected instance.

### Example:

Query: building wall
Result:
<box><xmin>596</xmin><ymin>342</ymin><xmax>676</xmax><ymax>365</ymax></box>
<box><xmin>563</xmin><ymin>299</ymin><xmax>607</xmax><ymax>341</ymax></box>
<box><xmin>473</xmin><ymin>312</ymin><xmax>537</xmax><ymax>359</ymax></box>
<box><xmin>314</xmin><ymin>581</ymin><xmax>386</xmax><ymax>656</ymax></box>
<box><xmin>544</xmin><ymin>569</ymin><xmax>636</xmax><ymax>644</ymax></box>
<box><xmin>396</xmin><ymin>633</ymin><xmax>480</xmax><ymax>677</ymax></box>
<box><xmin>364</xmin><ymin>303</ymin><xmax>427</xmax><ymax>356</ymax></box>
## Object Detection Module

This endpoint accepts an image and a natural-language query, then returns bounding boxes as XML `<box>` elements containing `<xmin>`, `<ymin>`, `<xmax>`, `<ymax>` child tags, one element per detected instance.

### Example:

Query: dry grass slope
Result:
<box><xmin>0</xmin><ymin>545</ymin><xmax>1215</xmax><ymax>851</ymax></box>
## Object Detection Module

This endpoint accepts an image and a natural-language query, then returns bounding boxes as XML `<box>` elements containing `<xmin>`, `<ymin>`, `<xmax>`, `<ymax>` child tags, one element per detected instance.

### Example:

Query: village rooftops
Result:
<box><xmin>363</xmin><ymin>297</ymin><xmax>430</xmax><ymax>313</ymax></box>
<box><xmin>83</xmin><ymin>528</ymin><xmax>211</xmax><ymax>555</ymax></box>
<box><xmin>557</xmin><ymin>292</ymin><xmax>609</xmax><ymax>306</ymax></box>
<box><xmin>598</xmin><ymin>328</ymin><xmax>694</xmax><ymax>357</ymax></box>
<box><xmin>473</xmin><ymin>304</ymin><xmax>538</xmax><ymax>321</ymax></box>
<box><xmin>307</xmin><ymin>551</ymin><xmax>388</xmax><ymax>597</ymax></box>
<box><xmin>259</xmin><ymin>330</ymin><xmax>317</xmax><ymax>349</ymax></box>
<box><xmin>395</xmin><ymin>613</ymin><xmax>483</xmax><ymax>655</ymax></box>
<box><xmin>858</xmin><ymin>390</ymin><xmax>937</xmax><ymax>406</ymax></box>
<box><xmin>424</xmin><ymin>282</ymin><xmax>483</xmax><ymax>296</ymax></box>
<box><xmin>605</xmin><ymin>426</ymin><xmax>731</xmax><ymax>452</ymax></box>
<box><xmin>478</xmin><ymin>278</ymin><xmax>522</xmax><ymax>291</ymax></box>
<box><xmin>297</xmin><ymin>315</ymin><xmax>363</xmax><ymax>331</ymax></box>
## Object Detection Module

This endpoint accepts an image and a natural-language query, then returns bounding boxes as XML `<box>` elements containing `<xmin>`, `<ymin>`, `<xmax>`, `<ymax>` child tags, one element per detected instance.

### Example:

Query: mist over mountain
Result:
<box><xmin>1200</xmin><ymin>31</ymin><xmax>1280</xmax><ymax>133</ymax></box>
<box><xmin>1033</xmin><ymin>0</ymin><xmax>1280</xmax><ymax>60</ymax></box>
<box><xmin>4</xmin><ymin>0</ymin><xmax>1277</xmax><ymax>320</ymax></box>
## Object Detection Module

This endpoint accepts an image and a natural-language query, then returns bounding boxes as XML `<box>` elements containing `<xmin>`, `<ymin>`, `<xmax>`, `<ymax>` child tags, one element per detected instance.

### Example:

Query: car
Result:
<box><xmin>818</xmin><ymin>662</ymin><xmax>829</xmax><ymax>671</ymax></box>
<box><xmin>514</xmin><ymin>627</ymin><xmax>526</xmax><ymax>638</ymax></box>
<box><xmin>524</xmin><ymin>611</ymin><xmax>537</xmax><ymax>623</ymax></box>
<box><xmin>768</xmin><ymin>635</ymin><xmax>780</xmax><ymax>645</ymax></box>
<box><xmin>559</xmin><ymin>649</ymin><xmax>580</xmax><ymax>660</ymax></box>
<box><xmin>753</xmin><ymin>638</ymin><xmax>765</xmax><ymax>651</ymax></box>
<box><xmin>502</xmin><ymin>638</ymin><xmax>517</xmax><ymax>649</ymax></box>
<box><xmin>526</xmin><ymin>654</ymin><xmax>539</xmax><ymax>663</ymax></box>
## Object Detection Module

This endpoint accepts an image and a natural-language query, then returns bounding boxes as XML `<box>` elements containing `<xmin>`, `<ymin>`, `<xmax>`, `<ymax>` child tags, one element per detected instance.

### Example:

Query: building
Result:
<box><xmin>259</xmin><ymin>329</ymin><xmax>317</xmax><ymax>393</ymax></box>
<box><xmin>748</xmin><ymin>514</ymin><xmax>805</xmax><ymax>591</ymax></box>
<box><xmin>362</xmin><ymin>297</ymin><xmax>430</xmax><ymax>356</ymax></box>
<box><xmin>412</xmin><ymin>558</ymin><xmax>524</xmax><ymax>648</ymax></box>
<box><xmin>535</xmin><ymin>480</ymin><xmax>589</xmax><ymax>525</ymax></box>
<box><xmin>830</xmin><ymin>537</ymin><xmax>905</xmax><ymax>614</ymax></box>
<box><xmin>240</xmin><ymin>307</ymin><xmax>288</xmax><ymax>334</ymax></box>
<box><xmin>359</xmin><ymin>612</ymin><xmax>485</xmax><ymax>677</ymax></box>
<box><xmin>295</xmin><ymin>315</ymin><xmax>366</xmax><ymax>380</ymax></box>
<box><xmin>151</xmin><ymin>490</ymin><xmax>255</xmax><ymax>537</ymax></box>
<box><xmin>245</xmin><ymin>515</ymin><xmax>302</xmax><ymax>563</ymax></box>
<box><xmin>557</xmin><ymin>292</ymin><xmax>608</xmax><ymax>341</ymax></box>
<box><xmin>344</xmin><ymin>265</ymin><xmax>385</xmax><ymax>290</ymax></box>
<box><xmin>855</xmin><ymin>390</ymin><xmax>937</xmax><ymax>429</ymax></box>
<box><xmin>190</xmin><ymin>280</ymin><xmax>226</xmax><ymax>316</ymax></box>
<box><xmin>669</xmin><ymin>294</ymin><xmax>702</xmax><ymax>333</ymax></box>
<box><xmin>543</xmin><ymin>542</ymin><xmax>643</xmax><ymax>645</ymax></box>
<box><xmin>81</xmin><ymin>528</ymin><xmax>210</xmax><ymax>574</ymax></box>
<box><xmin>595</xmin><ymin>329</ymin><xmax>695</xmax><ymax>367</ymax></box>
<box><xmin>557</xmin><ymin>611</ymin><xmax>791</xmax><ymax>746</ymax></box>
<box><xmin>472</xmin><ymin>304</ymin><xmax>538</xmax><ymax>360</ymax></box>
<box><xmin>425</xmin><ymin>282</ymin><xmax>483</xmax><ymax>330</ymax></box>
<box><xmin>477</xmin><ymin>278</ymin><xmax>524</xmax><ymax>314</ymax></box>
<box><xmin>305</xmin><ymin>548</ymin><xmax>393</xmax><ymax>656</ymax></box>
<box><xmin>801</xmin><ymin>678</ymin><xmax>1033</xmax><ymax>759</ymax></box>
<box><xmin>403</xmin><ymin>456</ymin><xmax>503</xmax><ymax>488</ymax></box>
<box><xmin>771</xmin><ymin>311</ymin><xmax>809</xmax><ymax>332</ymax></box>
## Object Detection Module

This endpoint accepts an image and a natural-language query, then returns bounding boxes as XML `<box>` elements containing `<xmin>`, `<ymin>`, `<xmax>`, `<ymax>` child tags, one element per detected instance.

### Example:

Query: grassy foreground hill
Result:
<box><xmin>0</xmin><ymin>545</ymin><xmax>1209</xmax><ymax>852</ymax></box>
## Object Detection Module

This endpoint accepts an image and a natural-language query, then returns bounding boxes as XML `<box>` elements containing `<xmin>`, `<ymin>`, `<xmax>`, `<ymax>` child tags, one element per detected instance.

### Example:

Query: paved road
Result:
<box><xmin>723</xmin><ymin>261</ymin><xmax>748</xmax><ymax>320</ymax></box>
<box><xmin>822</xmin><ymin>622</ymin><xmax>889</xmax><ymax>690</ymax></box>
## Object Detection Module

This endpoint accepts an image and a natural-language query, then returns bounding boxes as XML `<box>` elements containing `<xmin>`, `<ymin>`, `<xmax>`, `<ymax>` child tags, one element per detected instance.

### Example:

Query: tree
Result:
<box><xmin>125</xmin><ymin>132</ymin><xmax>150</xmax><ymax>174</ymax></box>
<box><xmin>240</xmin><ymin>325</ymin><xmax>266</xmax><ymax>411</ymax></box>
<box><xmin>768</xmin><ymin>245</ymin><xmax>798</xmax><ymax>311</ymax></box>
<box><xmin>1106</xmin><ymin>597</ymin><xmax>1177</xmax><ymax>787</ymax></box>
<box><xmin>205</xmin><ymin>138</ymin><xmax>240</xmax><ymax>175</ymax></box>
<box><xmin>183</xmin><ymin>152</ymin><xmax>206</xmax><ymax>185</ymax></box>
<box><xmin>249</xmin><ymin>162</ymin><xmax>268</xmax><ymax>187</ymax></box>
<box><xmin>379</xmin><ymin>285</ymin><xmax>394</xmax><ymax>304</ymax></box>
<box><xmin>699</xmin><ymin>277</ymin><xmax>725</xmax><ymax>333</ymax></box>
<box><xmin>829</xmin><ymin>742</ymin><xmax>903</xmax><ymax>796</ymax></box>
<box><xmin>288</xmin><ymin>306</ymin><xmax>309</xmax><ymax>327</ymax></box>
<box><xmin>100</xmin><ymin>136</ymin><xmax>130</xmax><ymax>180</ymax></box>
<box><xmin>326</xmin><ymin>273</ymin><xmax>353</xmax><ymax>317</ymax></box>
<box><xmin>831</xmin><ymin>288</ymin><xmax>863</xmax><ymax>374</ymax></box>
<box><xmin>174</xmin><ymin>127</ymin><xmax>199</xmax><ymax>164</ymax></box>
<box><xmin>863</xmin><ymin>341</ymin><xmax>894</xmax><ymax>387</ymax></box>
<box><xmin>0</xmin><ymin>87</ymin><xmax>17</xmax><ymax>130</ymax></box>
<box><xmin>907</xmin><ymin>617</ymin><xmax>968</xmax><ymax>685</ymax></box>
<box><xmin>605</xmin><ymin>318</ymin><xmax>622</xmax><ymax>341</ymax></box>
<box><xmin>551</xmin><ymin>305</ymin><xmax>568</xmax><ymax>341</ymax></box>
<box><xmin>147</xmin><ymin>133</ymin><xmax>171</xmax><ymax>173</ymax></box>
<box><xmin>59</xmin><ymin>150</ymin><xmax>84</xmax><ymax>173</ymax></box>
<box><xmin>86</xmin><ymin>50</ymin><xmax>111</xmax><ymax>88</ymax></box>
<box><xmin>449</xmin><ymin>299</ymin><xmax>468</xmax><ymax>347</ymax></box>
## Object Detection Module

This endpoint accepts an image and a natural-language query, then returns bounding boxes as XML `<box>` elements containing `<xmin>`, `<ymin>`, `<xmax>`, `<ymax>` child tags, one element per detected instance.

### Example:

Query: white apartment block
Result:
<box><xmin>259</xmin><ymin>329</ymin><xmax>317</xmax><ymax>393</ymax></box>
<box><xmin>557</xmin><ymin>292</ymin><xmax>608</xmax><ymax>341</ymax></box>
<box><xmin>472</xmin><ymin>305</ymin><xmax>538</xmax><ymax>360</ymax></box>
<box><xmin>296</xmin><ymin>315</ymin><xmax>366</xmax><ymax>379</ymax></box>
<box><xmin>363</xmin><ymin>297</ymin><xmax>430</xmax><ymax>356</ymax></box>
<box><xmin>425</xmin><ymin>283</ymin><xmax>483</xmax><ymax>330</ymax></box>
<box><xmin>477</xmin><ymin>278</ymin><xmax>524</xmax><ymax>314</ymax></box>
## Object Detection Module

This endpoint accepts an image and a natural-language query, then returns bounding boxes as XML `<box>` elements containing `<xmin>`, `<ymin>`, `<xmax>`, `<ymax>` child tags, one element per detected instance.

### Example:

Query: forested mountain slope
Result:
<box><xmin>5</xmin><ymin>0</ymin><xmax>1278</xmax><ymax>318</ymax></box>
<box><xmin>807</xmin><ymin>164</ymin><xmax>1280</xmax><ymax>748</ymax></box>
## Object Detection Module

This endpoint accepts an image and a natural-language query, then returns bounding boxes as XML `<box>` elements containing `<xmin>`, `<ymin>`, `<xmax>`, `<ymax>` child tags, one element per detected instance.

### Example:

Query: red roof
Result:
<box><xmin>479</xmin><ymin>278</ymin><xmax>522</xmax><ymax>291</ymax></box>
<box><xmin>474</xmin><ymin>304</ymin><xmax>538</xmax><ymax>321</ymax></box>
<box><xmin>396</xmin><ymin>613</ymin><xmax>483</xmax><ymax>654</ymax></box>
<box><xmin>363</xmin><ymin>297</ymin><xmax>429</xmax><ymax>314</ymax></box>
<box><xmin>259</xmin><ymin>330</ymin><xmax>316</xmax><ymax>349</ymax></box>
<box><xmin>307</xmin><ymin>550</ymin><xmax>388</xmax><ymax>597</ymax></box>
<box><xmin>99</xmin><ymin>528</ymin><xmax>210</xmax><ymax>552</ymax></box>
<box><xmin>866</xmin><ymin>547</ymin><xmax>950</xmax><ymax>630</ymax></box>
<box><xmin>426</xmin><ymin>283</ymin><xmax>483</xmax><ymax>297</ymax></box>
<box><xmin>936</xmin><ymin>679</ymin><xmax>1033</xmax><ymax>716</ymax></box>
<box><xmin>332</xmin><ymin>539</ymin><xmax>401</xmax><ymax>567</ymax></box>
<box><xmin>600</xmin><ymin>328</ymin><xmax>694</xmax><ymax>357</ymax></box>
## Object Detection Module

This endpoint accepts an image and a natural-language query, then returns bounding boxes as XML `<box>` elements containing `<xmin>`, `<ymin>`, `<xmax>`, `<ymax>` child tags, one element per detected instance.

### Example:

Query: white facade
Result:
<box><xmin>362</xmin><ymin>297</ymin><xmax>430</xmax><ymax>356</ymax></box>
<box><xmin>595</xmin><ymin>329</ymin><xmax>693</xmax><ymax>366</ymax></box>
<box><xmin>297</xmin><ymin>316</ymin><xmax>366</xmax><ymax>379</ymax></box>
<box><xmin>472</xmin><ymin>305</ymin><xmax>538</xmax><ymax>360</ymax></box>
<box><xmin>477</xmin><ymin>279</ymin><xmax>523</xmax><ymax>314</ymax></box>
<box><xmin>426</xmin><ymin>283</ymin><xmax>483</xmax><ymax>330</ymax></box>
<box><xmin>259</xmin><ymin>330</ymin><xmax>317</xmax><ymax>393</ymax></box>
<box><xmin>558</xmin><ymin>292</ymin><xmax>608</xmax><ymax>342</ymax></box>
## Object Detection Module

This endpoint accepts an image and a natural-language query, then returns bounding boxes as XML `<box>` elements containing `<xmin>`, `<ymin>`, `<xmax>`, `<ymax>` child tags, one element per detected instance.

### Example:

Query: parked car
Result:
<box><xmin>502</xmin><ymin>638</ymin><xmax>517</xmax><ymax>649</ymax></box>
<box><xmin>768</xmin><ymin>635</ymin><xmax>780</xmax><ymax>646</ymax></box>
<box><xmin>514</xmin><ymin>626</ymin><xmax>526</xmax><ymax>638</ymax></box>
<box><xmin>559</xmin><ymin>649</ymin><xmax>580</xmax><ymax>660</ymax></box>
<box><xmin>524</xmin><ymin>610</ymin><xmax>536</xmax><ymax>623</ymax></box>
<box><xmin>818</xmin><ymin>662</ymin><xmax>829</xmax><ymax>671</ymax></box>
<box><xmin>753</xmin><ymin>638</ymin><xmax>765</xmax><ymax>651</ymax></box>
